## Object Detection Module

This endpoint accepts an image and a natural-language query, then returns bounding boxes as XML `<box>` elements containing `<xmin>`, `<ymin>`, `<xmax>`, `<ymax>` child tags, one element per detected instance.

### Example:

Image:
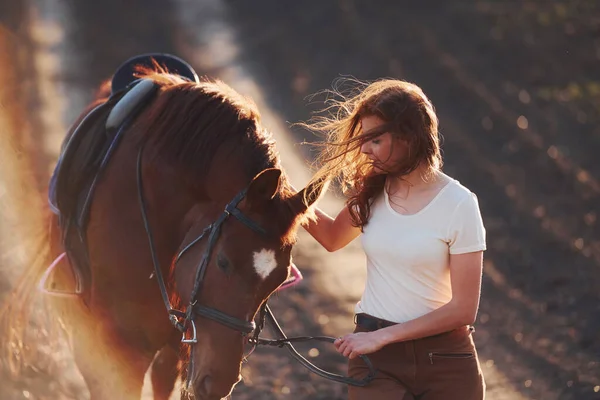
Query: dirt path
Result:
<box><xmin>1</xmin><ymin>1</ymin><xmax>599</xmax><ymax>400</ymax></box>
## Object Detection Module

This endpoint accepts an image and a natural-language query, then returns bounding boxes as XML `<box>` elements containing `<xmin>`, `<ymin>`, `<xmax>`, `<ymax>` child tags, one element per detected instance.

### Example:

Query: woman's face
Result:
<box><xmin>359</xmin><ymin>115</ymin><xmax>408</xmax><ymax>174</ymax></box>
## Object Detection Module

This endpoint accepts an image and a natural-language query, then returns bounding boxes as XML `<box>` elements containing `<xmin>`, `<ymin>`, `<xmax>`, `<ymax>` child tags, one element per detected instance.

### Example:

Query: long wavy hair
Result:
<box><xmin>302</xmin><ymin>78</ymin><xmax>443</xmax><ymax>228</ymax></box>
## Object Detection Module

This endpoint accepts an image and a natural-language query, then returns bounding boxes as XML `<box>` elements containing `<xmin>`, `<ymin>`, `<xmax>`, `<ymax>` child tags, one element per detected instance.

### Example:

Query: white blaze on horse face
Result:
<box><xmin>253</xmin><ymin>249</ymin><xmax>277</xmax><ymax>279</ymax></box>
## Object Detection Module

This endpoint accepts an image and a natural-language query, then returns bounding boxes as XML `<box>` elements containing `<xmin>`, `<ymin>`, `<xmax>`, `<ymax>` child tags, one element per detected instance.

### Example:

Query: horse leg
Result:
<box><xmin>71</xmin><ymin>320</ymin><xmax>154</xmax><ymax>400</ymax></box>
<box><xmin>151</xmin><ymin>345</ymin><xmax>181</xmax><ymax>400</ymax></box>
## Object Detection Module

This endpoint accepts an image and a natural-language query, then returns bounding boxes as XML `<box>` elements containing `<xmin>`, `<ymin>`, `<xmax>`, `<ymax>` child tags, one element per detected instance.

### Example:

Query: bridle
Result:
<box><xmin>136</xmin><ymin>145</ymin><xmax>376</xmax><ymax>388</ymax></box>
<box><xmin>137</xmin><ymin>146</ymin><xmax>264</xmax><ymax>338</ymax></box>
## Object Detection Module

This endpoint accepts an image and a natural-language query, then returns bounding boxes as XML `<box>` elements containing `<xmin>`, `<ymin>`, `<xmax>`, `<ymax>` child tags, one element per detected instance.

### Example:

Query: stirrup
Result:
<box><xmin>38</xmin><ymin>252</ymin><xmax>83</xmax><ymax>297</ymax></box>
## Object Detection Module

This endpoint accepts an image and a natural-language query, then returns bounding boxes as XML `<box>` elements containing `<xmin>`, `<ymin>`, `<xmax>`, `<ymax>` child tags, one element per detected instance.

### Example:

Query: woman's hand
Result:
<box><xmin>334</xmin><ymin>331</ymin><xmax>388</xmax><ymax>359</ymax></box>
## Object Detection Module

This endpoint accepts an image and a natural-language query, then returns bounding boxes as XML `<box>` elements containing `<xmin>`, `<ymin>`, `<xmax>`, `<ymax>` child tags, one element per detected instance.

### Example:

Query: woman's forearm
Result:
<box><xmin>303</xmin><ymin>208</ymin><xmax>337</xmax><ymax>251</ymax></box>
<box><xmin>377</xmin><ymin>301</ymin><xmax>474</xmax><ymax>346</ymax></box>
<box><xmin>303</xmin><ymin>204</ymin><xmax>361</xmax><ymax>252</ymax></box>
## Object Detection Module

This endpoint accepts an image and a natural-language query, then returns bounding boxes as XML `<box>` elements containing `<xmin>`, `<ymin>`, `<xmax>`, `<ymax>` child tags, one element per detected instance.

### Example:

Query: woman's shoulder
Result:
<box><xmin>439</xmin><ymin>174</ymin><xmax>479</xmax><ymax>208</ymax></box>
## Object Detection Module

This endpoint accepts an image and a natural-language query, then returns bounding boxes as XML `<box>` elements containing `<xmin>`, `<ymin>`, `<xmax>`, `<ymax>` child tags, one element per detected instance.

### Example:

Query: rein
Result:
<box><xmin>250</xmin><ymin>305</ymin><xmax>376</xmax><ymax>386</ymax></box>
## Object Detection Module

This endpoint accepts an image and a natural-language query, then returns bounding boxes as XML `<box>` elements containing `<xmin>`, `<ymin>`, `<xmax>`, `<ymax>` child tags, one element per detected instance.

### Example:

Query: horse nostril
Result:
<box><xmin>194</xmin><ymin>372</ymin><xmax>241</xmax><ymax>399</ymax></box>
<box><xmin>201</xmin><ymin>374</ymin><xmax>212</xmax><ymax>394</ymax></box>
<box><xmin>193</xmin><ymin>374</ymin><xmax>213</xmax><ymax>398</ymax></box>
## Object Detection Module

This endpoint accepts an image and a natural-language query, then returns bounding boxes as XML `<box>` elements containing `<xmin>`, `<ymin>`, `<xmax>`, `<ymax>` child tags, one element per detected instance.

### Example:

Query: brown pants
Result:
<box><xmin>348</xmin><ymin>314</ymin><xmax>485</xmax><ymax>400</ymax></box>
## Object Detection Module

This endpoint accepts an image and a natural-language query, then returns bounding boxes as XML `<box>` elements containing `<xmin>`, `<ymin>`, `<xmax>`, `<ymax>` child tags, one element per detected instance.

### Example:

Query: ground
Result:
<box><xmin>0</xmin><ymin>1</ymin><xmax>599</xmax><ymax>399</ymax></box>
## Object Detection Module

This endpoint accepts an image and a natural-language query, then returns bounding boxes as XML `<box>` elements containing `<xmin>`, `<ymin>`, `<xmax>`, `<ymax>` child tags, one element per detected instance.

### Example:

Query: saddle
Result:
<box><xmin>44</xmin><ymin>53</ymin><xmax>200</xmax><ymax>296</ymax></box>
<box><xmin>48</xmin><ymin>53</ymin><xmax>199</xmax><ymax>220</ymax></box>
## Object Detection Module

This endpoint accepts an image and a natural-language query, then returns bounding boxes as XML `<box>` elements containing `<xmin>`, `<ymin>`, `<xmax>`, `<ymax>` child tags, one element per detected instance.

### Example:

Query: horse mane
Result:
<box><xmin>132</xmin><ymin>69</ymin><xmax>277</xmax><ymax>186</ymax></box>
<box><xmin>132</xmin><ymin>70</ymin><xmax>305</xmax><ymax>244</ymax></box>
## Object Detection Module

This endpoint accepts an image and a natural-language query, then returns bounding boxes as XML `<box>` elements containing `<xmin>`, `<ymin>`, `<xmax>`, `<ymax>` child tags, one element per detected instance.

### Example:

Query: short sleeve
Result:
<box><xmin>447</xmin><ymin>193</ymin><xmax>486</xmax><ymax>255</ymax></box>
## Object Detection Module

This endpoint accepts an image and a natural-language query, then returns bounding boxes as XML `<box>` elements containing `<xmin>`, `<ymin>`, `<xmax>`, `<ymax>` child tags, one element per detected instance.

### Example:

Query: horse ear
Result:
<box><xmin>289</xmin><ymin>176</ymin><xmax>329</xmax><ymax>214</ymax></box>
<box><xmin>245</xmin><ymin>168</ymin><xmax>282</xmax><ymax>209</ymax></box>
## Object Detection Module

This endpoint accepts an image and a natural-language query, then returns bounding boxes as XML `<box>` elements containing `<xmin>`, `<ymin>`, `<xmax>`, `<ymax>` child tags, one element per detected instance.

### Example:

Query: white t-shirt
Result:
<box><xmin>355</xmin><ymin>178</ymin><xmax>486</xmax><ymax>323</ymax></box>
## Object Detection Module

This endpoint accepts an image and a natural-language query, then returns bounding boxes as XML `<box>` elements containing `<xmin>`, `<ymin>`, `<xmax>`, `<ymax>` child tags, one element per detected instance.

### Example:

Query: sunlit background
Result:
<box><xmin>0</xmin><ymin>1</ymin><xmax>599</xmax><ymax>399</ymax></box>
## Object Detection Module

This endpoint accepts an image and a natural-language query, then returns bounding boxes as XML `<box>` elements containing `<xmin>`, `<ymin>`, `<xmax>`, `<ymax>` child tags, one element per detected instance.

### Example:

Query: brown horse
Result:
<box><xmin>8</xmin><ymin>58</ymin><xmax>325</xmax><ymax>400</ymax></box>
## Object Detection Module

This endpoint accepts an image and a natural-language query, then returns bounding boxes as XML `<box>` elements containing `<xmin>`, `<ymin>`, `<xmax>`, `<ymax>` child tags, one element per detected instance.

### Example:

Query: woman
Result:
<box><xmin>301</xmin><ymin>79</ymin><xmax>486</xmax><ymax>399</ymax></box>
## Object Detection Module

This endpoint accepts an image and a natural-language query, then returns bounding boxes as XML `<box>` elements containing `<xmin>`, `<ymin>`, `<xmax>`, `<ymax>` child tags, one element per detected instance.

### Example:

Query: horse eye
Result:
<box><xmin>217</xmin><ymin>253</ymin><xmax>230</xmax><ymax>272</ymax></box>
